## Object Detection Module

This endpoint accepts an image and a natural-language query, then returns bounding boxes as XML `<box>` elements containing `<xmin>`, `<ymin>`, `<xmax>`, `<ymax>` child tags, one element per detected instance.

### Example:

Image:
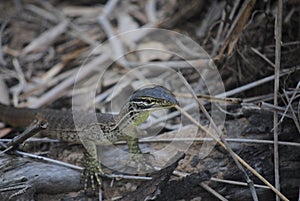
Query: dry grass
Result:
<box><xmin>0</xmin><ymin>0</ymin><xmax>299</xmax><ymax>200</ymax></box>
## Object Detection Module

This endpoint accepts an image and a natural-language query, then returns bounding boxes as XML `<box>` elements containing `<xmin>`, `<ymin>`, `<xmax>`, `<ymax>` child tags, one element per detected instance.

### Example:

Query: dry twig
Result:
<box><xmin>177</xmin><ymin>72</ymin><xmax>259</xmax><ymax>201</ymax></box>
<box><xmin>273</xmin><ymin>1</ymin><xmax>283</xmax><ymax>200</ymax></box>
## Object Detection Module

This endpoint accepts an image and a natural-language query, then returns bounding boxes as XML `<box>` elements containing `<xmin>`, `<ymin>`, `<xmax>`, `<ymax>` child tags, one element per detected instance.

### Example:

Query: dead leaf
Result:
<box><xmin>137</xmin><ymin>41</ymin><xmax>172</xmax><ymax>62</ymax></box>
<box><xmin>216</xmin><ymin>0</ymin><xmax>256</xmax><ymax>60</ymax></box>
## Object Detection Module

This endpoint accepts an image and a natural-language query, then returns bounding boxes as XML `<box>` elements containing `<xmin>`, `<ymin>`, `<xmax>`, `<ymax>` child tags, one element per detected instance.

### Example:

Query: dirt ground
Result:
<box><xmin>0</xmin><ymin>0</ymin><xmax>299</xmax><ymax>201</ymax></box>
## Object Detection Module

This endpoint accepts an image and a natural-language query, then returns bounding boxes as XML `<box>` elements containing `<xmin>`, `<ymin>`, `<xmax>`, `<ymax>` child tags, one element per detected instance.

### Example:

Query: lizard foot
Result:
<box><xmin>82</xmin><ymin>154</ymin><xmax>105</xmax><ymax>193</ymax></box>
<box><xmin>124</xmin><ymin>152</ymin><xmax>155</xmax><ymax>173</ymax></box>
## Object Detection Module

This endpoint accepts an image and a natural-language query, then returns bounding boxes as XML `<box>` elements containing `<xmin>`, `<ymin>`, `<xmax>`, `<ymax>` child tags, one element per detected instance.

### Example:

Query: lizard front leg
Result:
<box><xmin>125</xmin><ymin>136</ymin><xmax>154</xmax><ymax>172</ymax></box>
<box><xmin>80</xmin><ymin>140</ymin><xmax>104</xmax><ymax>192</ymax></box>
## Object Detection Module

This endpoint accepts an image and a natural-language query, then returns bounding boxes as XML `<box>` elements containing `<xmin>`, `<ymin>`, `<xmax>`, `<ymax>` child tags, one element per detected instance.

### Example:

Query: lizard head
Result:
<box><xmin>129</xmin><ymin>86</ymin><xmax>178</xmax><ymax>112</ymax></box>
<box><xmin>116</xmin><ymin>86</ymin><xmax>178</xmax><ymax>128</ymax></box>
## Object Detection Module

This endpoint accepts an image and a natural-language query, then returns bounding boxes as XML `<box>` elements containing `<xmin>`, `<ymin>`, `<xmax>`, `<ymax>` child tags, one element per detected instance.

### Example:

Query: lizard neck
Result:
<box><xmin>114</xmin><ymin>102</ymin><xmax>150</xmax><ymax>132</ymax></box>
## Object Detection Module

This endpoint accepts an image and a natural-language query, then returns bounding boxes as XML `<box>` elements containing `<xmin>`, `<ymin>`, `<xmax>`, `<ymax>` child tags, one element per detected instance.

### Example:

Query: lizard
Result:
<box><xmin>0</xmin><ymin>86</ymin><xmax>178</xmax><ymax>191</ymax></box>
